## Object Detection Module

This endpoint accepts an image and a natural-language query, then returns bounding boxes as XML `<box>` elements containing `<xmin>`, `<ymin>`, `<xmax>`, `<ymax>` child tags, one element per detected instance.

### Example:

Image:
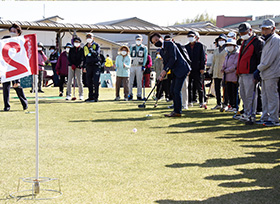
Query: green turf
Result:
<box><xmin>0</xmin><ymin>87</ymin><xmax>279</xmax><ymax>203</ymax></box>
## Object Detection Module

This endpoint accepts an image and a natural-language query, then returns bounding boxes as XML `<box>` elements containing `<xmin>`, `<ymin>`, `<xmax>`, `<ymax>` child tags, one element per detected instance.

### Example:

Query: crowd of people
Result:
<box><xmin>1</xmin><ymin>20</ymin><xmax>280</xmax><ymax>126</ymax></box>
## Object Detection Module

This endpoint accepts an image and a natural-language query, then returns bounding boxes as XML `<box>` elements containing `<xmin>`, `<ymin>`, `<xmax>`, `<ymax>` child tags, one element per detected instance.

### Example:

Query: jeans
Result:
<box><xmin>170</xmin><ymin>75</ymin><xmax>187</xmax><ymax>114</ymax></box>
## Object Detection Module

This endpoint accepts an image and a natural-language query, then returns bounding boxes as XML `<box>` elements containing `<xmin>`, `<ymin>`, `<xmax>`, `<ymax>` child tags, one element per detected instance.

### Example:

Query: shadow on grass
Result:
<box><xmin>161</xmin><ymin>129</ymin><xmax>280</xmax><ymax>203</ymax></box>
<box><xmin>69</xmin><ymin>116</ymin><xmax>160</xmax><ymax>123</ymax></box>
<box><xmin>155</xmin><ymin>189</ymin><xmax>279</xmax><ymax>204</ymax></box>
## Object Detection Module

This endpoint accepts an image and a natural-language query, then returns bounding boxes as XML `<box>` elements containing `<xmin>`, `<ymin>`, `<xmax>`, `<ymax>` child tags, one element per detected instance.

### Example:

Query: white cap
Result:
<box><xmin>227</xmin><ymin>32</ymin><xmax>236</xmax><ymax>39</ymax></box>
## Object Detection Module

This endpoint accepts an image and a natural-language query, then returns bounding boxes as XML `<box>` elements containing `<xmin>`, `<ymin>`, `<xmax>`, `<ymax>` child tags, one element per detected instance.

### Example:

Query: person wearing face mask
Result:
<box><xmin>208</xmin><ymin>34</ymin><xmax>228</xmax><ymax>110</ymax></box>
<box><xmin>66</xmin><ymin>37</ymin><xmax>84</xmax><ymax>100</ymax></box>
<box><xmin>49</xmin><ymin>46</ymin><xmax>60</xmax><ymax>87</ymax></box>
<box><xmin>35</xmin><ymin>42</ymin><xmax>49</xmax><ymax>93</ymax></box>
<box><xmin>128</xmin><ymin>34</ymin><xmax>148</xmax><ymax>101</ymax></box>
<box><xmin>236</xmin><ymin>22</ymin><xmax>264</xmax><ymax>122</ymax></box>
<box><xmin>154</xmin><ymin>50</ymin><xmax>170</xmax><ymax>101</ymax></box>
<box><xmin>114</xmin><ymin>45</ymin><xmax>131</xmax><ymax>101</ymax></box>
<box><xmin>185</xmin><ymin>31</ymin><xmax>206</xmax><ymax>108</ymax></box>
<box><xmin>221</xmin><ymin>39</ymin><xmax>239</xmax><ymax>112</ymax></box>
<box><xmin>56</xmin><ymin>43</ymin><xmax>71</xmax><ymax>97</ymax></box>
<box><xmin>150</xmin><ymin>33</ymin><xmax>191</xmax><ymax>117</ymax></box>
<box><xmin>1</xmin><ymin>24</ymin><xmax>28</xmax><ymax>111</ymax></box>
<box><xmin>83</xmin><ymin>33</ymin><xmax>101</xmax><ymax>102</ymax></box>
<box><xmin>254</xmin><ymin>19</ymin><xmax>280</xmax><ymax>127</ymax></box>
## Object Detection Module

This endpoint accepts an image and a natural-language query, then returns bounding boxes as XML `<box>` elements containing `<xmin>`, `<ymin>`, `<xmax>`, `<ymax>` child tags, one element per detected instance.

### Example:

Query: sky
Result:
<box><xmin>0</xmin><ymin>1</ymin><xmax>279</xmax><ymax>26</ymax></box>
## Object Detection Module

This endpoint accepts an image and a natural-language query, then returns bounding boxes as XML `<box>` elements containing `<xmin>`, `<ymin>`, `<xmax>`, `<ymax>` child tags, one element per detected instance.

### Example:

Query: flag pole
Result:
<box><xmin>34</xmin><ymin>74</ymin><xmax>40</xmax><ymax>194</ymax></box>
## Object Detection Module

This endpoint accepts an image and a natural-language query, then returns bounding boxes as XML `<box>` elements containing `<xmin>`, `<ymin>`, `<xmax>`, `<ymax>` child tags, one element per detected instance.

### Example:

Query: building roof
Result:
<box><xmin>225</xmin><ymin>16</ymin><xmax>280</xmax><ymax>29</ymax></box>
<box><xmin>36</xmin><ymin>15</ymin><xmax>64</xmax><ymax>23</ymax></box>
<box><xmin>0</xmin><ymin>19</ymin><xmax>253</xmax><ymax>36</ymax></box>
<box><xmin>174</xmin><ymin>21</ymin><xmax>216</xmax><ymax>28</ymax></box>
<box><xmin>96</xmin><ymin>17</ymin><xmax>158</xmax><ymax>27</ymax></box>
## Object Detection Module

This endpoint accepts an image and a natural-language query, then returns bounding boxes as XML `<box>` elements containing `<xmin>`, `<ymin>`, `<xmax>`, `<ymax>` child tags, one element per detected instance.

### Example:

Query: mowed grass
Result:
<box><xmin>0</xmin><ymin>86</ymin><xmax>279</xmax><ymax>204</ymax></box>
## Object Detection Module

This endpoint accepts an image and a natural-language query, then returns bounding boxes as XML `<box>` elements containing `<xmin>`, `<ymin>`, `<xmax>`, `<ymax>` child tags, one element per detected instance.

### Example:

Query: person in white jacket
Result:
<box><xmin>255</xmin><ymin>19</ymin><xmax>280</xmax><ymax>127</ymax></box>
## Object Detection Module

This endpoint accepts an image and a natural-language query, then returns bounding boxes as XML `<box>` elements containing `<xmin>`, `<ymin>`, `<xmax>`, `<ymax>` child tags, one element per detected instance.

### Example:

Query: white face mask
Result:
<box><xmin>10</xmin><ymin>32</ymin><xmax>18</xmax><ymax>37</ymax></box>
<box><xmin>136</xmin><ymin>40</ymin><xmax>141</xmax><ymax>45</ymax></box>
<box><xmin>38</xmin><ymin>47</ymin><xmax>42</xmax><ymax>51</ymax></box>
<box><xmin>66</xmin><ymin>48</ymin><xmax>70</xmax><ymax>53</ymax></box>
<box><xmin>188</xmin><ymin>37</ymin><xmax>195</xmax><ymax>43</ymax></box>
<box><xmin>121</xmin><ymin>51</ymin><xmax>127</xmax><ymax>56</ymax></box>
<box><xmin>50</xmin><ymin>49</ymin><xmax>54</xmax><ymax>53</ymax></box>
<box><xmin>218</xmin><ymin>41</ymin><xmax>226</xmax><ymax>47</ymax></box>
<box><xmin>156</xmin><ymin>54</ymin><xmax>161</xmax><ymax>58</ymax></box>
<box><xmin>74</xmin><ymin>42</ymin><xmax>80</xmax><ymax>47</ymax></box>
<box><xmin>241</xmin><ymin>34</ymin><xmax>250</xmax><ymax>40</ymax></box>
<box><xmin>226</xmin><ymin>46</ymin><xmax>235</xmax><ymax>52</ymax></box>
<box><xmin>87</xmin><ymin>38</ymin><xmax>93</xmax><ymax>44</ymax></box>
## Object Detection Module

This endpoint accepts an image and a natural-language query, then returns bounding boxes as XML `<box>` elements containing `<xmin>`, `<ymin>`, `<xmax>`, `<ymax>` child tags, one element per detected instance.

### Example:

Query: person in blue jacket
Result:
<box><xmin>114</xmin><ymin>45</ymin><xmax>131</xmax><ymax>101</ymax></box>
<box><xmin>150</xmin><ymin>33</ymin><xmax>191</xmax><ymax>117</ymax></box>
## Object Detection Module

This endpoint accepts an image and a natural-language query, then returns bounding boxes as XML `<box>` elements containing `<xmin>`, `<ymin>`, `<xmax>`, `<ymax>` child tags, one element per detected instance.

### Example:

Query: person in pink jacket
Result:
<box><xmin>56</xmin><ymin>43</ymin><xmax>71</xmax><ymax>96</ymax></box>
<box><xmin>142</xmin><ymin>53</ymin><xmax>152</xmax><ymax>87</ymax></box>
<box><xmin>33</xmin><ymin>42</ymin><xmax>48</xmax><ymax>93</ymax></box>
<box><xmin>221</xmin><ymin>38</ymin><xmax>239</xmax><ymax>112</ymax></box>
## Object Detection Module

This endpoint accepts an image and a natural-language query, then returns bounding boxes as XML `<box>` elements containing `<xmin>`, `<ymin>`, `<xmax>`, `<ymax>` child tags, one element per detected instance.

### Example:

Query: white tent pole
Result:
<box><xmin>35</xmin><ymin>74</ymin><xmax>39</xmax><ymax>181</ymax></box>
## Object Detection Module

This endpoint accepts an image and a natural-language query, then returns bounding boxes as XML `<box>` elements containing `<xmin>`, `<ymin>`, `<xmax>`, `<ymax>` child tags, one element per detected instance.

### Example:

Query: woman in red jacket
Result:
<box><xmin>142</xmin><ymin>53</ymin><xmax>152</xmax><ymax>87</ymax></box>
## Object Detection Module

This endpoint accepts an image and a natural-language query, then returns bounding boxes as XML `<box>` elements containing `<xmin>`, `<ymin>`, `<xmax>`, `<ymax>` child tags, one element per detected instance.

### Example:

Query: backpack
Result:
<box><xmin>174</xmin><ymin>42</ymin><xmax>192</xmax><ymax>66</ymax></box>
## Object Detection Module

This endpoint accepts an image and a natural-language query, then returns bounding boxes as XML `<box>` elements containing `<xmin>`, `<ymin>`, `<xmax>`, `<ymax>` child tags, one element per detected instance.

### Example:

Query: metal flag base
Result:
<box><xmin>9</xmin><ymin>177</ymin><xmax>62</xmax><ymax>200</ymax></box>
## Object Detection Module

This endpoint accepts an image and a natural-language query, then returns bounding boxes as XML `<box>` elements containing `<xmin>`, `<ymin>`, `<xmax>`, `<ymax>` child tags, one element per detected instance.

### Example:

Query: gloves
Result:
<box><xmin>142</xmin><ymin>66</ymin><xmax>146</xmax><ymax>72</ymax></box>
<box><xmin>253</xmin><ymin>69</ymin><xmax>261</xmax><ymax>81</ymax></box>
<box><xmin>71</xmin><ymin>65</ymin><xmax>76</xmax><ymax>70</ymax></box>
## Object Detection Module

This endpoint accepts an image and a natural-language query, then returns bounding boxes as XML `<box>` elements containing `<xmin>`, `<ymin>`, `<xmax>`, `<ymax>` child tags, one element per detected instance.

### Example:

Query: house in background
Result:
<box><xmin>216</xmin><ymin>15</ymin><xmax>253</xmax><ymax>28</ymax></box>
<box><xmin>224</xmin><ymin>15</ymin><xmax>280</xmax><ymax>30</ymax></box>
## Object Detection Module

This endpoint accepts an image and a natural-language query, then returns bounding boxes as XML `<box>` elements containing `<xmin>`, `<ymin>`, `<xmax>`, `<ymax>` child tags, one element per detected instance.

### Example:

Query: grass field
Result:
<box><xmin>0</xmin><ymin>87</ymin><xmax>279</xmax><ymax>204</ymax></box>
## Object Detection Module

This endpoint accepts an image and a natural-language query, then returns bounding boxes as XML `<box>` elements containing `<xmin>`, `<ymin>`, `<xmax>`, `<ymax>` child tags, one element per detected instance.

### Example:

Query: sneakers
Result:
<box><xmin>124</xmin><ymin>98</ymin><xmax>128</xmax><ymax>101</ymax></box>
<box><xmin>239</xmin><ymin>114</ymin><xmax>249</xmax><ymax>122</ymax></box>
<box><xmin>188</xmin><ymin>103</ymin><xmax>193</xmax><ymax>107</ymax></box>
<box><xmin>255</xmin><ymin>120</ymin><xmax>266</xmax><ymax>125</ymax></box>
<box><xmin>59</xmin><ymin>92</ymin><xmax>63</xmax><ymax>97</ymax></box>
<box><xmin>4</xmin><ymin>107</ymin><xmax>10</xmax><ymax>111</ymax></box>
<box><xmin>263</xmin><ymin>121</ymin><xmax>280</xmax><ymax>127</ymax></box>
<box><xmin>137</xmin><ymin>96</ymin><xmax>143</xmax><ymax>101</ymax></box>
<box><xmin>66</xmin><ymin>96</ymin><xmax>71</xmax><ymax>100</ymax></box>
<box><xmin>114</xmin><ymin>97</ymin><xmax>120</xmax><ymax>101</ymax></box>
<box><xmin>128</xmin><ymin>95</ymin><xmax>133</xmax><ymax>101</ymax></box>
<box><xmin>233</xmin><ymin>114</ymin><xmax>241</xmax><ymax>120</ymax></box>
<box><xmin>79</xmin><ymin>96</ymin><xmax>84</xmax><ymax>100</ymax></box>
<box><xmin>225</xmin><ymin>106</ymin><xmax>233</xmax><ymax>112</ymax></box>
<box><xmin>38</xmin><ymin>90</ymin><xmax>44</xmax><ymax>93</ymax></box>
<box><xmin>211</xmin><ymin>104</ymin><xmax>222</xmax><ymax>110</ymax></box>
<box><xmin>230</xmin><ymin>108</ymin><xmax>237</xmax><ymax>112</ymax></box>
<box><xmin>199</xmin><ymin>103</ymin><xmax>207</xmax><ymax>108</ymax></box>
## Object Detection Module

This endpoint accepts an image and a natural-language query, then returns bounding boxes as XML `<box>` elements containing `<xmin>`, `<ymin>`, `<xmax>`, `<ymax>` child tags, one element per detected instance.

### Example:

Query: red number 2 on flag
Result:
<box><xmin>2</xmin><ymin>42</ymin><xmax>28</xmax><ymax>78</ymax></box>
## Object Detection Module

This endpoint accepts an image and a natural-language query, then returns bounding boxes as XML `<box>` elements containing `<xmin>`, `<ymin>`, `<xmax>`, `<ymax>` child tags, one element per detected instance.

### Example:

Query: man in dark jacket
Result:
<box><xmin>83</xmin><ymin>33</ymin><xmax>101</xmax><ymax>102</ymax></box>
<box><xmin>236</xmin><ymin>23</ymin><xmax>264</xmax><ymax>122</ymax></box>
<box><xmin>66</xmin><ymin>37</ymin><xmax>84</xmax><ymax>100</ymax></box>
<box><xmin>150</xmin><ymin>33</ymin><xmax>191</xmax><ymax>117</ymax></box>
<box><xmin>185</xmin><ymin>31</ymin><xmax>206</xmax><ymax>107</ymax></box>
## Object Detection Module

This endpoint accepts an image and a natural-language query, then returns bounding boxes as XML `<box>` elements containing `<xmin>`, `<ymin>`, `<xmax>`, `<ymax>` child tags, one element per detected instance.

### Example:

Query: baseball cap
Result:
<box><xmin>260</xmin><ymin>19</ymin><xmax>275</xmax><ymax>28</ymax></box>
<box><xmin>73</xmin><ymin>37</ymin><xmax>82</xmax><ymax>42</ymax></box>
<box><xmin>187</xmin><ymin>31</ymin><xmax>196</xmax><ymax>36</ymax></box>
<box><xmin>65</xmin><ymin>43</ymin><xmax>72</xmax><ymax>48</ymax></box>
<box><xmin>238</xmin><ymin>22</ymin><xmax>251</xmax><ymax>33</ymax></box>
<box><xmin>227</xmin><ymin>32</ymin><xmax>236</xmax><ymax>39</ymax></box>
<box><xmin>135</xmin><ymin>34</ymin><xmax>143</xmax><ymax>40</ymax></box>
<box><xmin>86</xmin><ymin>33</ymin><xmax>94</xmax><ymax>38</ymax></box>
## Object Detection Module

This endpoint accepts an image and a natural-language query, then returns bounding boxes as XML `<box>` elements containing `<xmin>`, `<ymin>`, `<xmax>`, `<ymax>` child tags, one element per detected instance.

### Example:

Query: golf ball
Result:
<box><xmin>133</xmin><ymin>128</ymin><xmax>137</xmax><ymax>133</ymax></box>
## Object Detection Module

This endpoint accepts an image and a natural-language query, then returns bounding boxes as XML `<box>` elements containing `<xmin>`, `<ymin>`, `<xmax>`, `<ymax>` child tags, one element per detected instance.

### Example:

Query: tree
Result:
<box><xmin>174</xmin><ymin>12</ymin><xmax>216</xmax><ymax>25</ymax></box>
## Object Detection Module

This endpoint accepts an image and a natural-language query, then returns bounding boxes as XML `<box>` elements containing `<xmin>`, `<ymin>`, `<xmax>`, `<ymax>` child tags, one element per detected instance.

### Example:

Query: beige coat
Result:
<box><xmin>209</xmin><ymin>48</ymin><xmax>227</xmax><ymax>79</ymax></box>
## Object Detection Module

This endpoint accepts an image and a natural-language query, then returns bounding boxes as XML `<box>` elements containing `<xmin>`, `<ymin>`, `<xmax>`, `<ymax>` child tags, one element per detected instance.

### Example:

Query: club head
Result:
<box><xmin>138</xmin><ymin>104</ymin><xmax>146</xmax><ymax>108</ymax></box>
<box><xmin>154</xmin><ymin>104</ymin><xmax>158</xmax><ymax>108</ymax></box>
<box><xmin>71</xmin><ymin>97</ymin><xmax>77</xmax><ymax>101</ymax></box>
<box><xmin>220</xmin><ymin>108</ymin><xmax>224</xmax><ymax>112</ymax></box>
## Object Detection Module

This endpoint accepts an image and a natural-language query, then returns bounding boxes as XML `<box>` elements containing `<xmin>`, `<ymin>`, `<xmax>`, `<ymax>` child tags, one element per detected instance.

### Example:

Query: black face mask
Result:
<box><xmin>155</xmin><ymin>40</ymin><xmax>163</xmax><ymax>48</ymax></box>
<box><xmin>262</xmin><ymin>33</ymin><xmax>272</xmax><ymax>41</ymax></box>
